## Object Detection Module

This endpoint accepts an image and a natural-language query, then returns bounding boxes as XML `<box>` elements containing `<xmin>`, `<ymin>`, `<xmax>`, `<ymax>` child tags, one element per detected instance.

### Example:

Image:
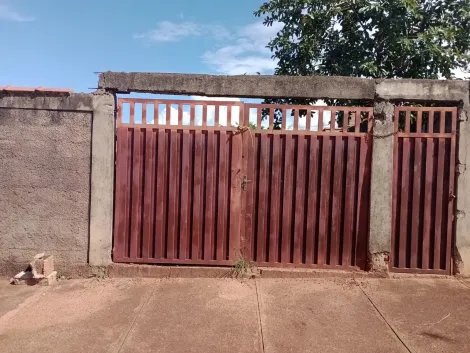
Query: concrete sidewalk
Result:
<box><xmin>0</xmin><ymin>277</ymin><xmax>469</xmax><ymax>353</ymax></box>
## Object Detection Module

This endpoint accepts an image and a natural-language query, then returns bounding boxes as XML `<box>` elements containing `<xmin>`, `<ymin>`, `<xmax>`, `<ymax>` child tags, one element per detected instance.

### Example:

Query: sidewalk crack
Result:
<box><xmin>356</xmin><ymin>280</ymin><xmax>413</xmax><ymax>353</ymax></box>
<box><xmin>254</xmin><ymin>279</ymin><xmax>266</xmax><ymax>353</ymax></box>
<box><xmin>113</xmin><ymin>280</ymin><xmax>156</xmax><ymax>353</ymax></box>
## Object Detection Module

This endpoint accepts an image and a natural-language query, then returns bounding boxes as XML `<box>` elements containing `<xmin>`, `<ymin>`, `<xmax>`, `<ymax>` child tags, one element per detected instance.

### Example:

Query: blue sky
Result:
<box><xmin>0</xmin><ymin>0</ymin><xmax>281</xmax><ymax>93</ymax></box>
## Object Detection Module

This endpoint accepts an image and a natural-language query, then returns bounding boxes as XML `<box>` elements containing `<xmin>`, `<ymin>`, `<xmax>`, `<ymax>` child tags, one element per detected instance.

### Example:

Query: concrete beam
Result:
<box><xmin>88</xmin><ymin>93</ymin><xmax>115</xmax><ymax>266</ymax></box>
<box><xmin>368</xmin><ymin>102</ymin><xmax>395</xmax><ymax>272</ymax></box>
<box><xmin>98</xmin><ymin>72</ymin><xmax>376</xmax><ymax>100</ymax></box>
<box><xmin>455</xmin><ymin>83</ymin><xmax>470</xmax><ymax>275</ymax></box>
<box><xmin>375</xmin><ymin>79</ymin><xmax>469</xmax><ymax>102</ymax></box>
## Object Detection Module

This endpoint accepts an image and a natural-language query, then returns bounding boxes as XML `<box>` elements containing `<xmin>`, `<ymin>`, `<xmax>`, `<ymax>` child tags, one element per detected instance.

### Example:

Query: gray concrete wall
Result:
<box><xmin>0</xmin><ymin>92</ymin><xmax>115</xmax><ymax>277</ymax></box>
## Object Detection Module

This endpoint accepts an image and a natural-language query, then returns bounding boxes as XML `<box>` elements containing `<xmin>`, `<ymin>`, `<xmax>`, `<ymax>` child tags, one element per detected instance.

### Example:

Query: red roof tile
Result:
<box><xmin>0</xmin><ymin>86</ymin><xmax>73</xmax><ymax>94</ymax></box>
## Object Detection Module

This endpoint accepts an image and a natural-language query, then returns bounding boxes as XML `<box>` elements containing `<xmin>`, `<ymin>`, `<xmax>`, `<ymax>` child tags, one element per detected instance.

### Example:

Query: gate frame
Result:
<box><xmin>390</xmin><ymin>106</ymin><xmax>458</xmax><ymax>275</ymax></box>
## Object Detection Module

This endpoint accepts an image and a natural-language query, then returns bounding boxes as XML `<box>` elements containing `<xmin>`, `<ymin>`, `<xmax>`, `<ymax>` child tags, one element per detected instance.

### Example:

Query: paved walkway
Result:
<box><xmin>0</xmin><ymin>276</ymin><xmax>469</xmax><ymax>353</ymax></box>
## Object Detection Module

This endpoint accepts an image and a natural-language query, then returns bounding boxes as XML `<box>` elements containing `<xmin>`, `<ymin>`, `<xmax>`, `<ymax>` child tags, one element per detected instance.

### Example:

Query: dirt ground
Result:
<box><xmin>0</xmin><ymin>276</ymin><xmax>469</xmax><ymax>353</ymax></box>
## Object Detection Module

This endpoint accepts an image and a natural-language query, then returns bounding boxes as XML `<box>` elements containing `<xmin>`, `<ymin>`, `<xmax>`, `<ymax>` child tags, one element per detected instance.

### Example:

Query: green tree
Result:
<box><xmin>254</xmin><ymin>0</ymin><xmax>470</xmax><ymax>129</ymax></box>
<box><xmin>255</xmin><ymin>0</ymin><xmax>470</xmax><ymax>80</ymax></box>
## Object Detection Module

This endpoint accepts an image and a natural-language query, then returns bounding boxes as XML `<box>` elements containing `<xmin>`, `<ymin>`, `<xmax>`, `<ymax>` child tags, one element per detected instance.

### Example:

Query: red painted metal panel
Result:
<box><xmin>330</xmin><ymin>136</ymin><xmax>344</xmax><ymax>266</ymax></box>
<box><xmin>318</xmin><ymin>136</ymin><xmax>332</xmax><ymax>265</ymax></box>
<box><xmin>269</xmin><ymin>134</ymin><xmax>282</xmax><ymax>263</ymax></box>
<box><xmin>217</xmin><ymin>131</ymin><xmax>228</xmax><ymax>261</ymax></box>
<box><xmin>342</xmin><ymin>136</ymin><xmax>357</xmax><ymax>266</ymax></box>
<box><xmin>391</xmin><ymin>107</ymin><xmax>457</xmax><ymax>275</ymax></box>
<box><xmin>281</xmin><ymin>134</ymin><xmax>295</xmax><ymax>263</ymax></box>
<box><xmin>293</xmin><ymin>135</ymin><xmax>307</xmax><ymax>264</ymax></box>
<box><xmin>114</xmin><ymin>99</ymin><xmax>372</xmax><ymax>269</ymax></box>
<box><xmin>256</xmin><ymin>134</ymin><xmax>269</xmax><ymax>262</ymax></box>
<box><xmin>305</xmin><ymin>136</ymin><xmax>320</xmax><ymax>264</ymax></box>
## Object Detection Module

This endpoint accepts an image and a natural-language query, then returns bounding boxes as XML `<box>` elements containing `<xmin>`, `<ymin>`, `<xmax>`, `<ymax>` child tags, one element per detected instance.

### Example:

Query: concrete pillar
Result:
<box><xmin>88</xmin><ymin>92</ymin><xmax>115</xmax><ymax>266</ymax></box>
<box><xmin>368</xmin><ymin>101</ymin><xmax>395</xmax><ymax>272</ymax></box>
<box><xmin>455</xmin><ymin>91</ymin><xmax>470</xmax><ymax>275</ymax></box>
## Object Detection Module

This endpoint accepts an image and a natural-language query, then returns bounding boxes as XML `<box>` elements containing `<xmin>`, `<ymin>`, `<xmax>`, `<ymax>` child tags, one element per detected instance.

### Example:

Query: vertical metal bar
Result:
<box><xmin>142</xmin><ymin>104</ymin><xmax>147</xmax><ymax>126</ymax></box>
<box><xmin>257</xmin><ymin>108</ymin><xmax>263</xmax><ymax>129</ymax></box>
<box><xmin>305</xmin><ymin>135</ymin><xmax>319</xmax><ymax>264</ymax></box>
<box><xmin>318</xmin><ymin>109</ymin><xmax>324</xmax><ymax>132</ymax></box>
<box><xmin>179</xmin><ymin>130</ymin><xmax>191</xmax><ymax>260</ymax></box>
<box><xmin>166</xmin><ymin>131</ymin><xmax>180</xmax><ymax>260</ymax></box>
<box><xmin>202</xmin><ymin>105</ymin><xmax>207</xmax><ymax>127</ymax></box>
<box><xmin>318</xmin><ymin>136</ymin><xmax>332</xmax><ymax>264</ymax></box>
<box><xmin>142</xmin><ymin>129</ymin><xmax>155</xmax><ymax>259</ymax></box>
<box><xmin>166</xmin><ymin>103</ymin><xmax>171</xmax><ymax>125</ymax></box>
<box><xmin>330</xmin><ymin>136</ymin><xmax>344</xmax><ymax>265</ymax></box>
<box><xmin>269</xmin><ymin>108</ymin><xmax>275</xmax><ymax>130</ymax></box>
<box><xmin>391</xmin><ymin>108</ymin><xmax>399</xmax><ymax>268</ymax></box>
<box><xmin>281</xmin><ymin>108</ymin><xmax>287</xmax><ymax>131</ymax></box>
<box><xmin>445</xmin><ymin>110</ymin><xmax>457</xmax><ymax>273</ymax></box>
<box><xmin>269</xmin><ymin>134</ymin><xmax>282</xmax><ymax>263</ymax></box>
<box><xmin>410</xmin><ymin>138</ymin><xmax>422</xmax><ymax>268</ymax></box>
<box><xmin>405</xmin><ymin>111</ymin><xmax>411</xmax><ymax>133</ymax></box>
<box><xmin>422</xmin><ymin>138</ymin><xmax>434</xmax><ymax>269</ymax></box>
<box><xmin>281</xmin><ymin>134</ymin><xmax>294</xmax><ymax>263</ymax></box>
<box><xmin>399</xmin><ymin>136</ymin><xmax>411</xmax><ymax>268</ymax></box>
<box><xmin>190</xmin><ymin>104</ymin><xmax>195</xmax><ymax>127</ymax></box>
<box><xmin>355</xmin><ymin>110</ymin><xmax>361</xmax><ymax>133</ymax></box>
<box><xmin>115</xmin><ymin>127</ymin><xmax>129</xmax><ymax>259</ymax></box>
<box><xmin>217</xmin><ymin>131</ymin><xmax>228</xmax><ymax>261</ymax></box>
<box><xmin>342</xmin><ymin>136</ymin><xmax>356</xmax><ymax>266</ymax></box>
<box><xmin>192</xmin><ymin>131</ymin><xmax>204</xmax><ymax>259</ymax></box>
<box><xmin>214</xmin><ymin>105</ymin><xmax>220</xmax><ymax>127</ymax></box>
<box><xmin>130</xmin><ymin>102</ymin><xmax>135</xmax><ymax>125</ymax></box>
<box><xmin>228</xmin><ymin>130</ymin><xmax>243</xmax><ymax>260</ymax></box>
<box><xmin>293</xmin><ymin>109</ymin><xmax>299</xmax><ymax>131</ymax></box>
<box><xmin>434</xmin><ymin>138</ymin><xmax>445</xmax><ymax>269</ymax></box>
<box><xmin>178</xmin><ymin>104</ymin><xmax>183</xmax><ymax>126</ymax></box>
<box><xmin>293</xmin><ymin>135</ymin><xmax>306</xmax><ymax>264</ymax></box>
<box><xmin>416</xmin><ymin>111</ymin><xmax>422</xmax><ymax>133</ymax></box>
<box><xmin>130</xmin><ymin>128</ymin><xmax>144</xmax><ymax>259</ymax></box>
<box><xmin>429</xmin><ymin>110</ymin><xmax>434</xmax><ymax>133</ymax></box>
<box><xmin>204</xmin><ymin>131</ymin><xmax>216</xmax><ymax>260</ymax></box>
<box><xmin>155</xmin><ymin>130</ymin><xmax>167</xmax><ymax>258</ymax></box>
<box><xmin>306</xmin><ymin>108</ymin><xmax>312</xmax><ymax>132</ymax></box>
<box><xmin>257</xmin><ymin>134</ymin><xmax>269</xmax><ymax>262</ymax></box>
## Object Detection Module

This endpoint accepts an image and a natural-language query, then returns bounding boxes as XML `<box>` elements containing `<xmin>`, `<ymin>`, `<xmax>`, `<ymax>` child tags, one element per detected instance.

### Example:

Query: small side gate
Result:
<box><xmin>113</xmin><ymin>98</ymin><xmax>373</xmax><ymax>270</ymax></box>
<box><xmin>391</xmin><ymin>106</ymin><xmax>458</xmax><ymax>274</ymax></box>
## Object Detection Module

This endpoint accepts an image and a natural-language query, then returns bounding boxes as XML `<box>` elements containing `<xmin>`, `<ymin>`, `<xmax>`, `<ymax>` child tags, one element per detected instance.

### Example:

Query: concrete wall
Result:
<box><xmin>0</xmin><ymin>92</ymin><xmax>114</xmax><ymax>277</ymax></box>
<box><xmin>100</xmin><ymin>72</ymin><xmax>470</xmax><ymax>275</ymax></box>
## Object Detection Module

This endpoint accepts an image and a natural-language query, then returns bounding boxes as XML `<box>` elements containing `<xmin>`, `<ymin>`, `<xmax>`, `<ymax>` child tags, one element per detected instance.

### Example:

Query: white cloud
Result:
<box><xmin>202</xmin><ymin>21</ymin><xmax>283</xmax><ymax>75</ymax></box>
<box><xmin>0</xmin><ymin>4</ymin><xmax>34</xmax><ymax>22</ymax></box>
<box><xmin>134</xmin><ymin>21</ymin><xmax>231</xmax><ymax>42</ymax></box>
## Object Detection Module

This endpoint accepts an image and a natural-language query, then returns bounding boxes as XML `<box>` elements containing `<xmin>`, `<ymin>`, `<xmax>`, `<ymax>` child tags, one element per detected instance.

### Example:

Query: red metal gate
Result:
<box><xmin>242</xmin><ymin>104</ymin><xmax>372</xmax><ymax>269</ymax></box>
<box><xmin>391</xmin><ymin>107</ymin><xmax>457</xmax><ymax>274</ymax></box>
<box><xmin>113</xmin><ymin>99</ymin><xmax>372</xmax><ymax>270</ymax></box>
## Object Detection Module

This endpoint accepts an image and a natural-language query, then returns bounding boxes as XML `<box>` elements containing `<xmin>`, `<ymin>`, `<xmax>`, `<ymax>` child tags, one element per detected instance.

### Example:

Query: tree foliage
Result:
<box><xmin>255</xmin><ymin>0</ymin><xmax>470</xmax><ymax>81</ymax></box>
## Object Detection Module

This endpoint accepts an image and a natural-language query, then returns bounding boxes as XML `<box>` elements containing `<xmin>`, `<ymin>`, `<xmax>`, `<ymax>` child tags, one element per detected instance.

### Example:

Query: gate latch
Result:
<box><xmin>241</xmin><ymin>175</ymin><xmax>250</xmax><ymax>191</ymax></box>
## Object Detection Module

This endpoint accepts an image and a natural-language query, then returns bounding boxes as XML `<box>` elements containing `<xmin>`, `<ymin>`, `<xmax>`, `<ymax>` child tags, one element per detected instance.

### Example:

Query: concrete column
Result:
<box><xmin>88</xmin><ymin>92</ymin><xmax>115</xmax><ymax>266</ymax></box>
<box><xmin>455</xmin><ymin>91</ymin><xmax>470</xmax><ymax>275</ymax></box>
<box><xmin>368</xmin><ymin>101</ymin><xmax>395</xmax><ymax>272</ymax></box>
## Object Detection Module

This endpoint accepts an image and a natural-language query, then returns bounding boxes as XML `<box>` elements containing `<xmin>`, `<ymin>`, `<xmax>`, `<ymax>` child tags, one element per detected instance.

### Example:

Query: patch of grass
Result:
<box><xmin>231</xmin><ymin>250</ymin><xmax>254</xmax><ymax>278</ymax></box>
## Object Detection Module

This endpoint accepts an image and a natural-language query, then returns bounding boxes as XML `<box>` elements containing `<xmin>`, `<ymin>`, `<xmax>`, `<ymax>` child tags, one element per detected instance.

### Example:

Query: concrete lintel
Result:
<box><xmin>368</xmin><ymin>101</ymin><xmax>395</xmax><ymax>272</ymax></box>
<box><xmin>88</xmin><ymin>93</ymin><xmax>115</xmax><ymax>266</ymax></box>
<box><xmin>376</xmin><ymin>79</ymin><xmax>469</xmax><ymax>102</ymax></box>
<box><xmin>98</xmin><ymin>71</ymin><xmax>376</xmax><ymax>100</ymax></box>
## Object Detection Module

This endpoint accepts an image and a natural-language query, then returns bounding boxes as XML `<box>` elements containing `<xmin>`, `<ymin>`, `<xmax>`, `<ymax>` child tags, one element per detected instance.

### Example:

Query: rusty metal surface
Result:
<box><xmin>114</xmin><ymin>99</ymin><xmax>372</xmax><ymax>269</ymax></box>
<box><xmin>391</xmin><ymin>107</ymin><xmax>457</xmax><ymax>274</ymax></box>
